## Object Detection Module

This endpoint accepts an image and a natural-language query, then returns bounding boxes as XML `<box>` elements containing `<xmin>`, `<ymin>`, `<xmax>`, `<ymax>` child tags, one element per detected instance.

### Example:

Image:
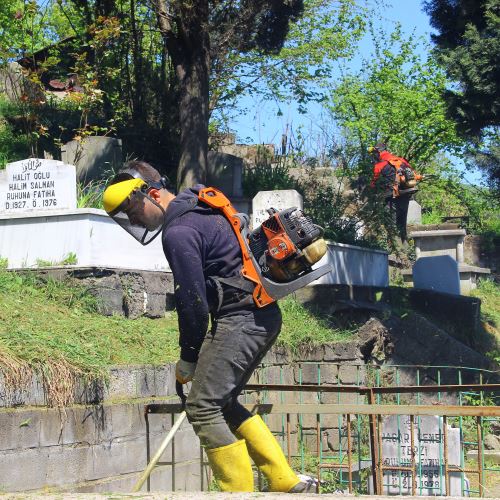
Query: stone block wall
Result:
<box><xmin>19</xmin><ymin>267</ymin><xmax>175</xmax><ymax>319</ymax></box>
<box><xmin>247</xmin><ymin>342</ymin><xmax>366</xmax><ymax>456</ymax></box>
<box><xmin>0</xmin><ymin>400</ymin><xmax>206</xmax><ymax>493</ymax></box>
<box><xmin>1</xmin><ymin>365</ymin><xmax>177</xmax><ymax>408</ymax></box>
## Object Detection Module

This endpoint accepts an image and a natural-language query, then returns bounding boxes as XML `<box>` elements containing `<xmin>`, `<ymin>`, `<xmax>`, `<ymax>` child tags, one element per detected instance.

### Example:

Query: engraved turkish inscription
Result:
<box><xmin>0</xmin><ymin>158</ymin><xmax>76</xmax><ymax>213</ymax></box>
<box><xmin>381</xmin><ymin>415</ymin><xmax>468</xmax><ymax>496</ymax></box>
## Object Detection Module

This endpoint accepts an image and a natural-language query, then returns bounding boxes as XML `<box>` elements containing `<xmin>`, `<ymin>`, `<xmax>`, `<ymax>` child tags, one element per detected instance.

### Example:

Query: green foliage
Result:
<box><xmin>0</xmin><ymin>103</ymin><xmax>30</xmax><ymax>167</ymax></box>
<box><xmin>0</xmin><ymin>257</ymin><xmax>8</xmax><ymax>269</ymax></box>
<box><xmin>415</xmin><ymin>155</ymin><xmax>500</xmax><ymax>236</ymax></box>
<box><xmin>328</xmin><ymin>24</ymin><xmax>464</xmax><ymax>172</ymax></box>
<box><xmin>211</xmin><ymin>0</ymin><xmax>368</xmax><ymax>116</ymax></box>
<box><xmin>278</xmin><ymin>296</ymin><xmax>357</xmax><ymax>349</ymax></box>
<box><xmin>424</xmin><ymin>0</ymin><xmax>500</xmax><ymax>136</ymax></box>
<box><xmin>472</xmin><ymin>279</ymin><xmax>500</xmax><ymax>330</ymax></box>
<box><xmin>470</xmin><ymin>279</ymin><xmax>500</xmax><ymax>365</ymax></box>
<box><xmin>242</xmin><ymin>154</ymin><xmax>296</xmax><ymax>197</ymax></box>
<box><xmin>35</xmin><ymin>252</ymin><xmax>78</xmax><ymax>267</ymax></box>
<box><xmin>421</xmin><ymin>210</ymin><xmax>443</xmax><ymax>225</ymax></box>
<box><xmin>77</xmin><ymin>179</ymin><xmax>106</xmax><ymax>209</ymax></box>
<box><xmin>466</xmin><ymin>131</ymin><xmax>500</xmax><ymax>196</ymax></box>
<box><xmin>324</xmin><ymin>24</ymin><xmax>469</xmax><ymax>250</ymax></box>
<box><xmin>424</xmin><ymin>0</ymin><xmax>500</xmax><ymax>197</ymax></box>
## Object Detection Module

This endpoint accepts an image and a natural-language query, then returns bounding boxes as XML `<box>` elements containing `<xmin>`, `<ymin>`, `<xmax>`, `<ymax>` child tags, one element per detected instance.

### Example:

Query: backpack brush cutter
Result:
<box><xmin>198</xmin><ymin>187</ymin><xmax>332</xmax><ymax>307</ymax></box>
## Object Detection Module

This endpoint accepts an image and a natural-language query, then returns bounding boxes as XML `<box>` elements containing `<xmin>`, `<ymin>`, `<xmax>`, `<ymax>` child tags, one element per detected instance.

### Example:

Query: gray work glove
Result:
<box><xmin>175</xmin><ymin>359</ymin><xmax>196</xmax><ymax>384</ymax></box>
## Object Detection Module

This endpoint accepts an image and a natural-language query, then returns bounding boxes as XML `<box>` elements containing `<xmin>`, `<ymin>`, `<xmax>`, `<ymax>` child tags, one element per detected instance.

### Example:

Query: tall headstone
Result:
<box><xmin>207</xmin><ymin>151</ymin><xmax>243</xmax><ymax>198</ymax></box>
<box><xmin>61</xmin><ymin>136</ymin><xmax>122</xmax><ymax>182</ymax></box>
<box><xmin>0</xmin><ymin>158</ymin><xmax>76</xmax><ymax>213</ymax></box>
<box><xmin>381</xmin><ymin>414</ymin><xmax>468</xmax><ymax>496</ymax></box>
<box><xmin>412</xmin><ymin>255</ymin><xmax>461</xmax><ymax>295</ymax></box>
<box><xmin>407</xmin><ymin>200</ymin><xmax>422</xmax><ymax>225</ymax></box>
<box><xmin>252</xmin><ymin>189</ymin><xmax>303</xmax><ymax>229</ymax></box>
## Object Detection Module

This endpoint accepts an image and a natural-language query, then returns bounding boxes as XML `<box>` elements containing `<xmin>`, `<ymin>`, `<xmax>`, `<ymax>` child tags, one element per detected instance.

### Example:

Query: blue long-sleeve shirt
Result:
<box><xmin>162</xmin><ymin>187</ymin><xmax>242</xmax><ymax>362</ymax></box>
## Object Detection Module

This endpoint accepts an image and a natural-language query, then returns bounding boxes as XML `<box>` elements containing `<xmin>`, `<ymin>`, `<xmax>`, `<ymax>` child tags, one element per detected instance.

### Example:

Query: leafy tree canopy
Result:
<box><xmin>327</xmin><ymin>24</ymin><xmax>464</xmax><ymax>174</ymax></box>
<box><xmin>210</xmin><ymin>0</ymin><xmax>367</xmax><ymax>118</ymax></box>
<box><xmin>424</xmin><ymin>0</ymin><xmax>500</xmax><ymax>136</ymax></box>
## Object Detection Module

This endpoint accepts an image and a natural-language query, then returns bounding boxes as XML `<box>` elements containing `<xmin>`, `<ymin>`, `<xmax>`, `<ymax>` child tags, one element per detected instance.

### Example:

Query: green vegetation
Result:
<box><xmin>0</xmin><ymin>270</ymin><xmax>179</xmax><ymax>406</ymax></box>
<box><xmin>77</xmin><ymin>179</ymin><xmax>106</xmax><ymax>209</ymax></box>
<box><xmin>276</xmin><ymin>297</ymin><xmax>355</xmax><ymax>349</ymax></box>
<box><xmin>472</xmin><ymin>279</ymin><xmax>500</xmax><ymax>330</ymax></box>
<box><xmin>470</xmin><ymin>279</ymin><xmax>500</xmax><ymax>364</ymax></box>
<box><xmin>0</xmin><ymin>109</ymin><xmax>29</xmax><ymax>169</ymax></box>
<box><xmin>35</xmin><ymin>252</ymin><xmax>78</xmax><ymax>267</ymax></box>
<box><xmin>0</xmin><ymin>269</ymin><xmax>356</xmax><ymax>406</ymax></box>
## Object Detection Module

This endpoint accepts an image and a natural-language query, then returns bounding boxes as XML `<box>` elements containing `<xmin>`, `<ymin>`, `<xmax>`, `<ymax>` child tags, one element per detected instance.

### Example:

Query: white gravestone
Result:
<box><xmin>381</xmin><ymin>415</ymin><xmax>468</xmax><ymax>496</ymax></box>
<box><xmin>407</xmin><ymin>200</ymin><xmax>422</xmax><ymax>225</ymax></box>
<box><xmin>0</xmin><ymin>158</ymin><xmax>76</xmax><ymax>213</ymax></box>
<box><xmin>252</xmin><ymin>190</ymin><xmax>303</xmax><ymax>229</ymax></box>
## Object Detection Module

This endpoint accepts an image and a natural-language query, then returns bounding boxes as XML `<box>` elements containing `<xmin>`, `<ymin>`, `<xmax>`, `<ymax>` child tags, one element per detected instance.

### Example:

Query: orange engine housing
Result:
<box><xmin>261</xmin><ymin>215</ymin><xmax>297</xmax><ymax>261</ymax></box>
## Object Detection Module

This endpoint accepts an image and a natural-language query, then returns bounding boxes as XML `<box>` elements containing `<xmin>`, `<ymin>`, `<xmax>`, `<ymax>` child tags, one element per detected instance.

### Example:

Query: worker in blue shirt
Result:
<box><xmin>103</xmin><ymin>161</ymin><xmax>315</xmax><ymax>493</ymax></box>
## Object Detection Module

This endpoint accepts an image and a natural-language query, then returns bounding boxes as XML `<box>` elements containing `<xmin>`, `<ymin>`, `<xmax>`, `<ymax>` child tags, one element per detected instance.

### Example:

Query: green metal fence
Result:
<box><xmin>243</xmin><ymin>363</ymin><xmax>500</xmax><ymax>496</ymax></box>
<box><xmin>144</xmin><ymin>364</ymin><xmax>499</xmax><ymax>496</ymax></box>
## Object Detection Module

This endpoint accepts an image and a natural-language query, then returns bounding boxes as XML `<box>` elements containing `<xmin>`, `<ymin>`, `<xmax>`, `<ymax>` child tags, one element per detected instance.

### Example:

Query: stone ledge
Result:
<box><xmin>409</xmin><ymin>229</ymin><xmax>466</xmax><ymax>238</ymax></box>
<box><xmin>0</xmin><ymin>364</ymin><xmax>177</xmax><ymax>408</ymax></box>
<box><xmin>401</xmin><ymin>264</ymin><xmax>491</xmax><ymax>276</ymax></box>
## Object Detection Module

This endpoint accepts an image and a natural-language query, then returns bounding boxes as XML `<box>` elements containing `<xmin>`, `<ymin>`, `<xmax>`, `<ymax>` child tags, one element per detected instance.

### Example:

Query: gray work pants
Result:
<box><xmin>185</xmin><ymin>302</ymin><xmax>282</xmax><ymax>449</ymax></box>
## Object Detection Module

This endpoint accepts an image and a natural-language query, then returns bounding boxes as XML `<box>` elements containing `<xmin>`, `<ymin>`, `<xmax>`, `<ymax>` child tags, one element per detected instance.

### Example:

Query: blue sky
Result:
<box><xmin>227</xmin><ymin>1</ymin><xmax>482</xmax><ymax>184</ymax></box>
<box><xmin>228</xmin><ymin>0</ymin><xmax>434</xmax><ymax>146</ymax></box>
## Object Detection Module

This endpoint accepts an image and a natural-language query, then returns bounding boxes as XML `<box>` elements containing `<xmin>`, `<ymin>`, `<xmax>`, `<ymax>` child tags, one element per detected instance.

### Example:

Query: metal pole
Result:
<box><xmin>132</xmin><ymin>381</ymin><xmax>187</xmax><ymax>493</ymax></box>
<box><xmin>347</xmin><ymin>414</ymin><xmax>353</xmax><ymax>493</ymax></box>
<box><xmin>132</xmin><ymin>410</ymin><xmax>187</xmax><ymax>492</ymax></box>
<box><xmin>410</xmin><ymin>415</ymin><xmax>416</xmax><ymax>496</ymax></box>
<box><xmin>443</xmin><ymin>416</ymin><xmax>449</xmax><ymax>496</ymax></box>
<box><xmin>368</xmin><ymin>389</ymin><xmax>380</xmax><ymax>495</ymax></box>
<box><xmin>477</xmin><ymin>416</ymin><xmax>484</xmax><ymax>497</ymax></box>
<box><xmin>145</xmin><ymin>409</ymin><xmax>151</xmax><ymax>492</ymax></box>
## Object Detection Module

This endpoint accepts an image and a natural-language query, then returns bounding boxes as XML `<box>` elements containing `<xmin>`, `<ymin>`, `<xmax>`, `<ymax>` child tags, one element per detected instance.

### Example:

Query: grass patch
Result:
<box><xmin>277</xmin><ymin>296</ymin><xmax>357</xmax><ymax>350</ymax></box>
<box><xmin>471</xmin><ymin>279</ymin><xmax>500</xmax><ymax>330</ymax></box>
<box><xmin>470</xmin><ymin>279</ymin><xmax>500</xmax><ymax>364</ymax></box>
<box><xmin>0</xmin><ymin>270</ymin><xmax>354</xmax><ymax>406</ymax></box>
<box><xmin>0</xmin><ymin>270</ymin><xmax>179</xmax><ymax>406</ymax></box>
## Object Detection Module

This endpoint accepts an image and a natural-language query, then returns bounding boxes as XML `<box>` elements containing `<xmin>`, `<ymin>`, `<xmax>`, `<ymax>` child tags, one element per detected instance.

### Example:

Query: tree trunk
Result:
<box><xmin>176</xmin><ymin>50</ymin><xmax>209</xmax><ymax>190</ymax></box>
<box><xmin>152</xmin><ymin>0</ymin><xmax>209</xmax><ymax>190</ymax></box>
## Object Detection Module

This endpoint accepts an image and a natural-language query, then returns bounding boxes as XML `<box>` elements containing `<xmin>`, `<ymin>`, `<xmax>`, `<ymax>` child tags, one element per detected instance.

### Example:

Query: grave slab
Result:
<box><xmin>380</xmin><ymin>414</ymin><xmax>468</xmax><ymax>496</ymax></box>
<box><xmin>412</xmin><ymin>255</ymin><xmax>461</xmax><ymax>295</ymax></box>
<box><xmin>407</xmin><ymin>200</ymin><xmax>422</xmax><ymax>225</ymax></box>
<box><xmin>252</xmin><ymin>189</ymin><xmax>303</xmax><ymax>229</ymax></box>
<box><xmin>0</xmin><ymin>158</ymin><xmax>76</xmax><ymax>214</ymax></box>
<box><xmin>61</xmin><ymin>136</ymin><xmax>122</xmax><ymax>182</ymax></box>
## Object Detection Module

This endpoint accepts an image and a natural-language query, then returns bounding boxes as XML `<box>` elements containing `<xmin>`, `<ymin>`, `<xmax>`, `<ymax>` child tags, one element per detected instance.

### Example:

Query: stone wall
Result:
<box><xmin>0</xmin><ymin>364</ymin><xmax>207</xmax><ymax>493</ymax></box>
<box><xmin>248</xmin><ymin>342</ymin><xmax>365</xmax><ymax>455</ymax></box>
<box><xmin>465</xmin><ymin>234</ymin><xmax>500</xmax><ymax>273</ymax></box>
<box><xmin>0</xmin><ymin>400</ymin><xmax>205</xmax><ymax>493</ymax></box>
<box><xmin>18</xmin><ymin>267</ymin><xmax>174</xmax><ymax>319</ymax></box>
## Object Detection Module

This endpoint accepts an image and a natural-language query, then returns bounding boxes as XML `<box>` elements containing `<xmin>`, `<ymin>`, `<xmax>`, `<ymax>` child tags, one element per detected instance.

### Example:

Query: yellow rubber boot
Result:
<box><xmin>205</xmin><ymin>439</ymin><xmax>254</xmax><ymax>492</ymax></box>
<box><xmin>236</xmin><ymin>414</ymin><xmax>300</xmax><ymax>492</ymax></box>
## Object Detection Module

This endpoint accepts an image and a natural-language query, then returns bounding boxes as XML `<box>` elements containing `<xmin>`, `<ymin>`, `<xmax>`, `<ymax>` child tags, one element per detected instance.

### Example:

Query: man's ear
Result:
<box><xmin>148</xmin><ymin>188</ymin><xmax>161</xmax><ymax>202</ymax></box>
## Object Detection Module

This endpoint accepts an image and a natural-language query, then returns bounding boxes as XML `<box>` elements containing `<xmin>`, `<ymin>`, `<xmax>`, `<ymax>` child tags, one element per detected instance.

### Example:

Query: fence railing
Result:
<box><xmin>144</xmin><ymin>374</ymin><xmax>499</xmax><ymax>496</ymax></box>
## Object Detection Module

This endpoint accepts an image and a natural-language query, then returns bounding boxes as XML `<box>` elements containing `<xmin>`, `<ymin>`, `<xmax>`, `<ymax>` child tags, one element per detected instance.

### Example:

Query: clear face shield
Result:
<box><xmin>104</xmin><ymin>174</ymin><xmax>167</xmax><ymax>245</ymax></box>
